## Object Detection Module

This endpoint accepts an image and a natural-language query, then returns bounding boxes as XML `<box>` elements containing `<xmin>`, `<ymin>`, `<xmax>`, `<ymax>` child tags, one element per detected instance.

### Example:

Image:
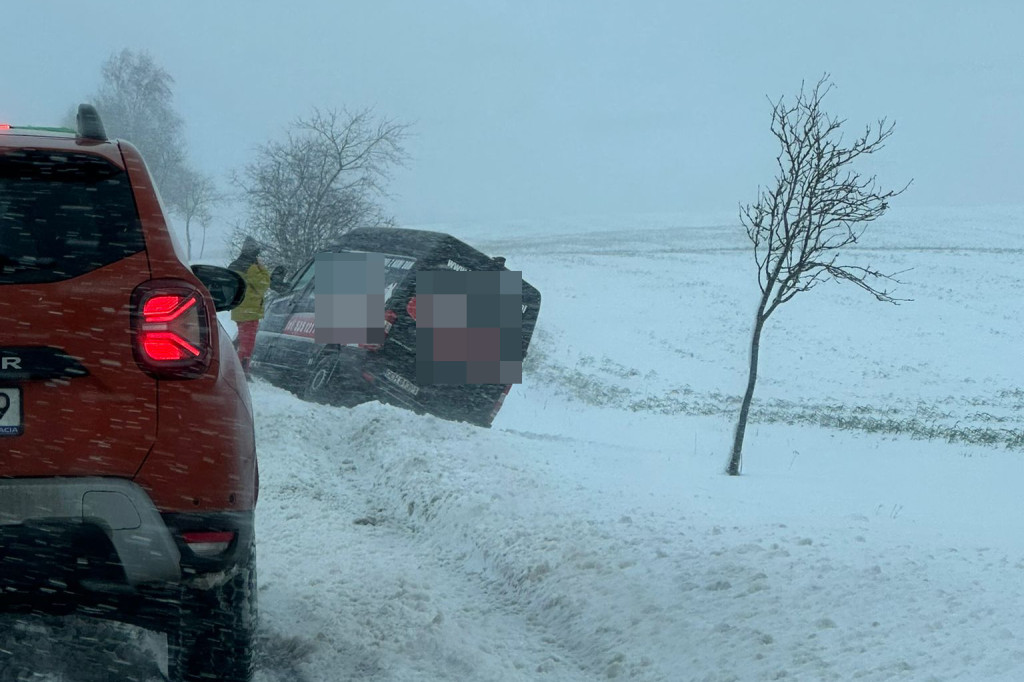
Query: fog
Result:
<box><xmin>4</xmin><ymin>4</ymin><xmax>1024</xmax><ymax>680</ymax></box>
<box><xmin>3</xmin><ymin>1</ymin><xmax>1022</xmax><ymax>223</ymax></box>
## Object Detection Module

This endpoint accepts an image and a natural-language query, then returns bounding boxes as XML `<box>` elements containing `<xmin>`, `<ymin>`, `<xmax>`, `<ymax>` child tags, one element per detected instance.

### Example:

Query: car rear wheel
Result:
<box><xmin>168</xmin><ymin>546</ymin><xmax>257</xmax><ymax>682</ymax></box>
<box><xmin>303</xmin><ymin>352</ymin><xmax>372</xmax><ymax>408</ymax></box>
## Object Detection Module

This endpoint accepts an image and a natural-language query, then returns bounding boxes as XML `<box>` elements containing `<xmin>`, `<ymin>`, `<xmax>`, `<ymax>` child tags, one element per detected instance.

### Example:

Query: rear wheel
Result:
<box><xmin>168</xmin><ymin>547</ymin><xmax>257</xmax><ymax>682</ymax></box>
<box><xmin>303</xmin><ymin>352</ymin><xmax>371</xmax><ymax>408</ymax></box>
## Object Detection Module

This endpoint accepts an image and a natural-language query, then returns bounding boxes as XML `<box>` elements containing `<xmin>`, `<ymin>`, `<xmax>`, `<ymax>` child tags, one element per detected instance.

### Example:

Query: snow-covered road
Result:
<box><xmin>9</xmin><ymin>382</ymin><xmax>1024</xmax><ymax>681</ymax></box>
<box><xmin>246</xmin><ymin>386</ymin><xmax>1024</xmax><ymax>682</ymax></box>
<box><xmin>3</xmin><ymin>208</ymin><xmax>1024</xmax><ymax>681</ymax></box>
<box><xmin>249</xmin><ymin>394</ymin><xmax>600</xmax><ymax>682</ymax></box>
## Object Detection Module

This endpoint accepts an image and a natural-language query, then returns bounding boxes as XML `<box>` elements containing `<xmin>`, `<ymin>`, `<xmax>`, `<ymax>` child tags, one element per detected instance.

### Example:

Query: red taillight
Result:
<box><xmin>142</xmin><ymin>331</ymin><xmax>201</xmax><ymax>361</ymax></box>
<box><xmin>0</xmin><ymin>124</ymin><xmax>10</xmax><ymax>130</ymax></box>
<box><xmin>144</xmin><ymin>294</ymin><xmax>197</xmax><ymax>323</ymax></box>
<box><xmin>406</xmin><ymin>296</ymin><xmax>417</xmax><ymax>321</ymax></box>
<box><xmin>131</xmin><ymin>281</ymin><xmax>213</xmax><ymax>379</ymax></box>
<box><xmin>182</xmin><ymin>530</ymin><xmax>235</xmax><ymax>557</ymax></box>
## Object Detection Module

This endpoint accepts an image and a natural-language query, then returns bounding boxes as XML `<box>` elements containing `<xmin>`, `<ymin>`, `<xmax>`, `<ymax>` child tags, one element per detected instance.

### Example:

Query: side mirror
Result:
<box><xmin>192</xmin><ymin>265</ymin><xmax>247</xmax><ymax>312</ymax></box>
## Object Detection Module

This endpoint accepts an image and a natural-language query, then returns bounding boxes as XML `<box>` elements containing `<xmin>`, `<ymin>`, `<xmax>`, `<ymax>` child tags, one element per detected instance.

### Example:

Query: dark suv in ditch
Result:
<box><xmin>250</xmin><ymin>227</ymin><xmax>541</xmax><ymax>427</ymax></box>
<box><xmin>0</xmin><ymin>106</ymin><xmax>258</xmax><ymax>681</ymax></box>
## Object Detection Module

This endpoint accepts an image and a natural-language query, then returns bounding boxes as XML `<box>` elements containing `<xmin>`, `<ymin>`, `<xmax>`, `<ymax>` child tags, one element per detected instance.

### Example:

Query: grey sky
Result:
<box><xmin>3</xmin><ymin>1</ymin><xmax>1021</xmax><ymax>224</ymax></box>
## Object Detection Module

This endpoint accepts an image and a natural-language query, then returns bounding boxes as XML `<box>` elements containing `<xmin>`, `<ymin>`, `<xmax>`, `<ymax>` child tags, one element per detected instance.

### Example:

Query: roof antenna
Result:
<box><xmin>76</xmin><ymin>104</ymin><xmax>107</xmax><ymax>141</ymax></box>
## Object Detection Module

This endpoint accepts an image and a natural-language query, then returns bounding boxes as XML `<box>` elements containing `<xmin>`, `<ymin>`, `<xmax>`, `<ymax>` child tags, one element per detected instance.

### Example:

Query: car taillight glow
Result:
<box><xmin>406</xmin><ymin>297</ymin><xmax>417</xmax><ymax>320</ymax></box>
<box><xmin>182</xmin><ymin>530</ymin><xmax>235</xmax><ymax>557</ymax></box>
<box><xmin>143</xmin><ymin>294</ymin><xmax>197</xmax><ymax>322</ymax></box>
<box><xmin>131</xmin><ymin>282</ymin><xmax>213</xmax><ymax>379</ymax></box>
<box><xmin>0</xmin><ymin>124</ymin><xmax>11</xmax><ymax>130</ymax></box>
<box><xmin>142</xmin><ymin>331</ymin><xmax>201</xmax><ymax>361</ymax></box>
<box><xmin>140</xmin><ymin>294</ymin><xmax>202</xmax><ymax>360</ymax></box>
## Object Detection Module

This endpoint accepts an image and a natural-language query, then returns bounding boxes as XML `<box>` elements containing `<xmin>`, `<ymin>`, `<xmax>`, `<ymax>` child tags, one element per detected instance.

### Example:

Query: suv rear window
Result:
<box><xmin>0</xmin><ymin>149</ymin><xmax>144</xmax><ymax>284</ymax></box>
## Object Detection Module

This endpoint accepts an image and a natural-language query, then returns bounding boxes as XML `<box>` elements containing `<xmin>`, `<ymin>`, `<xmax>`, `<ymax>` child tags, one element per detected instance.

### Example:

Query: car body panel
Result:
<box><xmin>1</xmin><ymin>126</ymin><xmax>256</xmax><ymax>566</ymax></box>
<box><xmin>1</xmin><ymin>116</ymin><xmax>259</xmax><ymax>671</ymax></box>
<box><xmin>1</xmin><ymin>136</ymin><xmax>257</xmax><ymax>510</ymax></box>
<box><xmin>0</xmin><ymin>129</ymin><xmax>128</xmax><ymax>167</ymax></box>
<box><xmin>0</xmin><ymin>253</ymin><xmax>158</xmax><ymax>477</ymax></box>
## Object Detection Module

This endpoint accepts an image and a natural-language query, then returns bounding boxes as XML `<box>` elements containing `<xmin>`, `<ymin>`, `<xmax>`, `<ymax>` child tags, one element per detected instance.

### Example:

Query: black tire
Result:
<box><xmin>303</xmin><ymin>352</ymin><xmax>371</xmax><ymax>408</ymax></box>
<box><xmin>168</xmin><ymin>547</ymin><xmax>258</xmax><ymax>682</ymax></box>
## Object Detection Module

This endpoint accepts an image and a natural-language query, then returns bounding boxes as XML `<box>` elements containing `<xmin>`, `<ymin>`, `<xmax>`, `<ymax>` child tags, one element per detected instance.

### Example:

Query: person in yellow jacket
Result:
<box><xmin>228</xmin><ymin>237</ymin><xmax>271</xmax><ymax>375</ymax></box>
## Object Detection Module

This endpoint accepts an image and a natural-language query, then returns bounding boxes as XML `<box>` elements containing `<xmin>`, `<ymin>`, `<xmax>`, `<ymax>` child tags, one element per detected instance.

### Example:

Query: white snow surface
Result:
<box><xmin>3</xmin><ymin>206</ymin><xmax>1024</xmax><ymax>681</ymax></box>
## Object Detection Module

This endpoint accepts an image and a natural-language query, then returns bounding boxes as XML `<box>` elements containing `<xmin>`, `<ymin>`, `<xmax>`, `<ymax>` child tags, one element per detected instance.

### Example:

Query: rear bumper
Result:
<box><xmin>0</xmin><ymin>477</ymin><xmax>180</xmax><ymax>585</ymax></box>
<box><xmin>368</xmin><ymin>364</ymin><xmax>501</xmax><ymax>427</ymax></box>
<box><xmin>0</xmin><ymin>477</ymin><xmax>255</xmax><ymax>626</ymax></box>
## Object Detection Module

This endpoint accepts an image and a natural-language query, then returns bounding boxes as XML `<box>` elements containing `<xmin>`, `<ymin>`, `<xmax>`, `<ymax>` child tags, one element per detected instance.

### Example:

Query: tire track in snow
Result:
<box><xmin>333</xmin><ymin>399</ymin><xmax>682</xmax><ymax>680</ymax></box>
<box><xmin>251</xmin><ymin>384</ymin><xmax>597</xmax><ymax>681</ymax></box>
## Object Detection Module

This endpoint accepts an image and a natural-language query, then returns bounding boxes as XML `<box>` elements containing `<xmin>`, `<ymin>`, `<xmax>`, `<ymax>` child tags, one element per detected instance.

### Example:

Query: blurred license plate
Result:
<box><xmin>0</xmin><ymin>387</ymin><xmax>23</xmax><ymax>436</ymax></box>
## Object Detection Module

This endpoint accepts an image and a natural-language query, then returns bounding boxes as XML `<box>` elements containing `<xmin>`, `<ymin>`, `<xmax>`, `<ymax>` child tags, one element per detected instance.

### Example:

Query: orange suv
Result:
<box><xmin>0</xmin><ymin>106</ymin><xmax>258</xmax><ymax>681</ymax></box>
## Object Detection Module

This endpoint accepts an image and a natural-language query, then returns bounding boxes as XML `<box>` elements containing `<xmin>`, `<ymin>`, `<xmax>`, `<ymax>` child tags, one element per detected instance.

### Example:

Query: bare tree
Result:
<box><xmin>70</xmin><ymin>49</ymin><xmax>227</xmax><ymax>254</ymax></box>
<box><xmin>727</xmin><ymin>75</ymin><xmax>911</xmax><ymax>476</ymax></box>
<box><xmin>233</xmin><ymin>108</ymin><xmax>409</xmax><ymax>273</ymax></box>
<box><xmin>84</xmin><ymin>49</ymin><xmax>189</xmax><ymax>210</ymax></box>
<box><xmin>172</xmin><ymin>169</ymin><xmax>223</xmax><ymax>261</ymax></box>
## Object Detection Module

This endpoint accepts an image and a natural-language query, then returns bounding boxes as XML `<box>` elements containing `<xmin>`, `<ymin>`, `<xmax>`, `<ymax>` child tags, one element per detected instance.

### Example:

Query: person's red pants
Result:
<box><xmin>235</xmin><ymin>320</ymin><xmax>260</xmax><ymax>372</ymax></box>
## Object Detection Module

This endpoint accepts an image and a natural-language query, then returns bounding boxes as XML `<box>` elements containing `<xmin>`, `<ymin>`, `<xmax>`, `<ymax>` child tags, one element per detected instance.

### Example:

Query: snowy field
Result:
<box><xmin>3</xmin><ymin>206</ymin><xmax>1024</xmax><ymax>681</ymax></box>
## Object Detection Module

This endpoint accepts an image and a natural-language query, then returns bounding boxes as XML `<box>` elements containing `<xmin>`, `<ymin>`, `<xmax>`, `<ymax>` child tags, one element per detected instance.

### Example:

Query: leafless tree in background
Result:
<box><xmin>74</xmin><ymin>49</ymin><xmax>222</xmax><ymax>238</ymax></box>
<box><xmin>172</xmin><ymin>169</ymin><xmax>223</xmax><ymax>261</ymax></box>
<box><xmin>232</xmin><ymin>108</ymin><xmax>409</xmax><ymax>273</ymax></box>
<box><xmin>727</xmin><ymin>75</ymin><xmax>911</xmax><ymax>476</ymax></box>
<box><xmin>87</xmin><ymin>50</ymin><xmax>187</xmax><ymax>205</ymax></box>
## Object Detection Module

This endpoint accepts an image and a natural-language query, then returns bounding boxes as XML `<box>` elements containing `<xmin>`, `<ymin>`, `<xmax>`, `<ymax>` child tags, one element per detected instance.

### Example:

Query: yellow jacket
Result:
<box><xmin>231</xmin><ymin>262</ymin><xmax>271</xmax><ymax>322</ymax></box>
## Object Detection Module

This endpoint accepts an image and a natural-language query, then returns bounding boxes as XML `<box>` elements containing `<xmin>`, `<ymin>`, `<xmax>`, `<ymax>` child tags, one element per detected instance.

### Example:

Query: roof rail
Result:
<box><xmin>76</xmin><ymin>103</ymin><xmax>107</xmax><ymax>141</ymax></box>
